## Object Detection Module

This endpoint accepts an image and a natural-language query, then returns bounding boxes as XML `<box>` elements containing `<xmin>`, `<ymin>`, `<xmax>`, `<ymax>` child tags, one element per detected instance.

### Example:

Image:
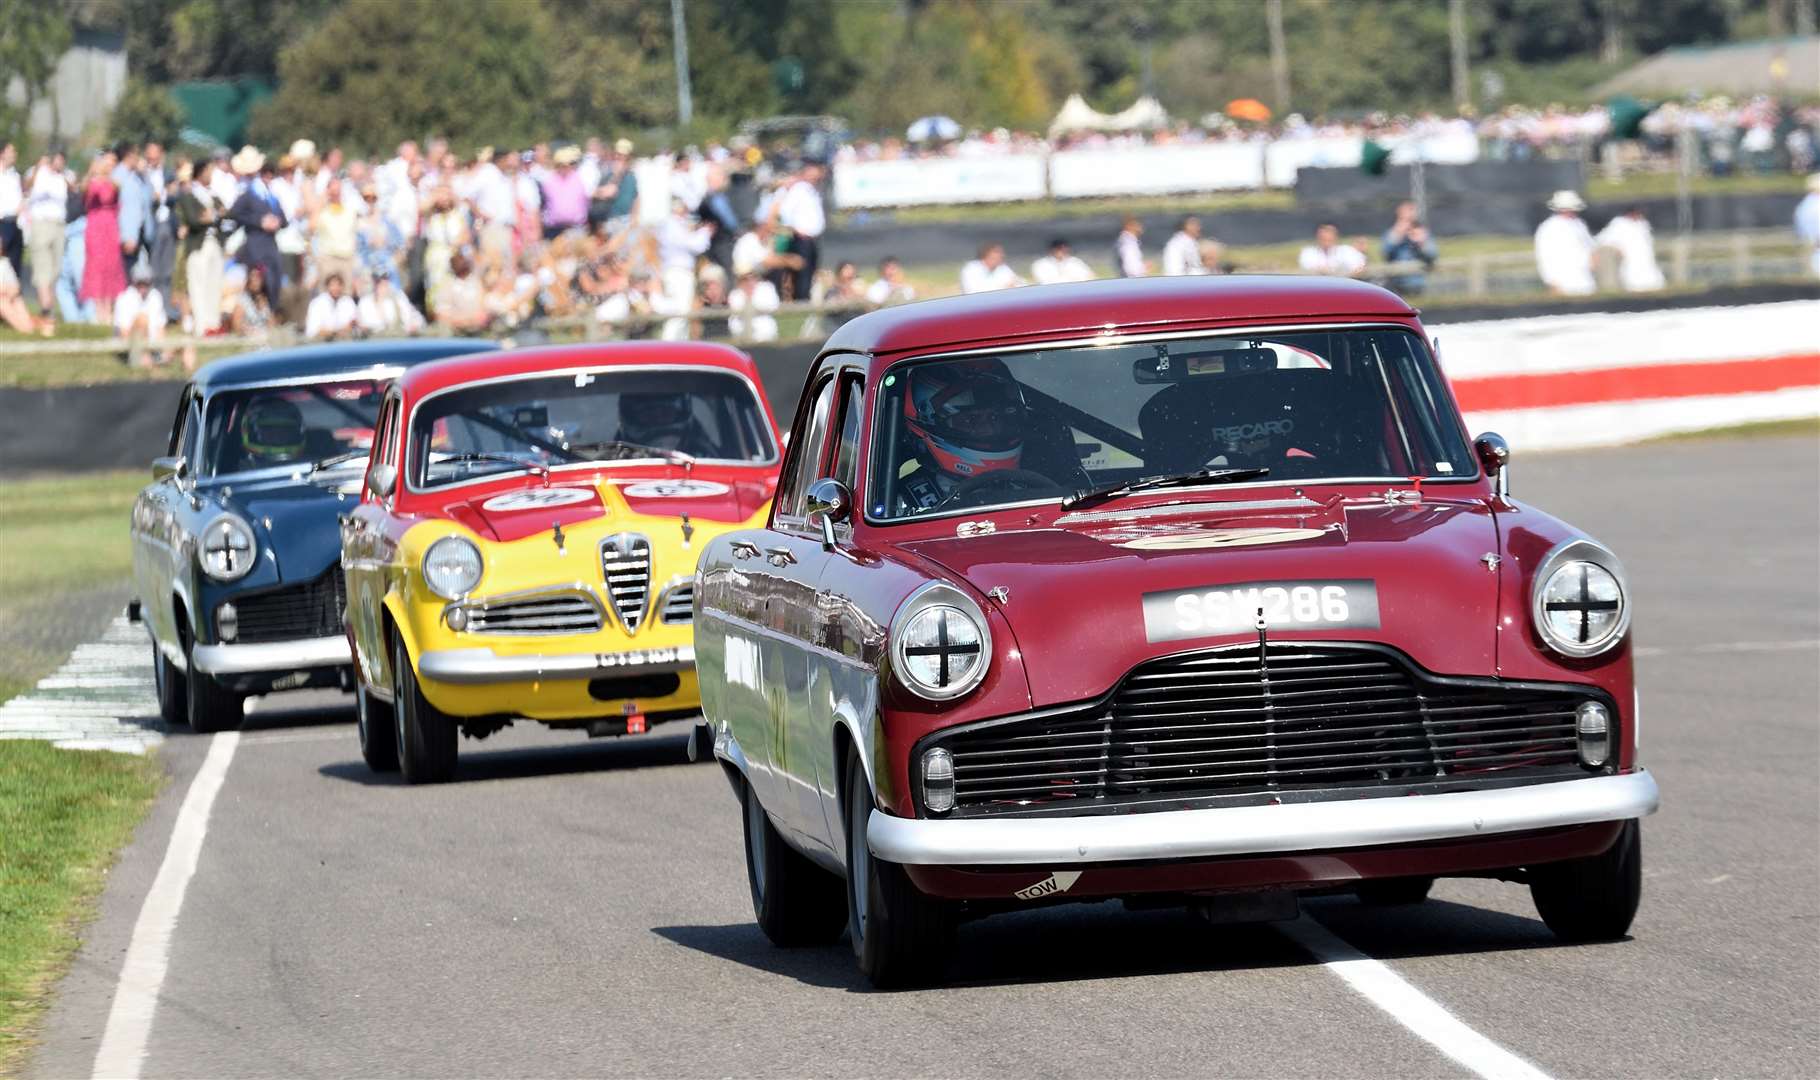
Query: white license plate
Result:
<box><xmin>1142</xmin><ymin>579</ymin><xmax>1380</xmax><ymax>643</ymax></box>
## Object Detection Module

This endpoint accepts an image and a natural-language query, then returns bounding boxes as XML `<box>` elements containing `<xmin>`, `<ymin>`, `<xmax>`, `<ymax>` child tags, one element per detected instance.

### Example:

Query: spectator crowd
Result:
<box><xmin>0</xmin><ymin>132</ymin><xmax>861</xmax><ymax>365</ymax></box>
<box><xmin>2</xmin><ymin>95</ymin><xmax>1816</xmax><ymax>363</ymax></box>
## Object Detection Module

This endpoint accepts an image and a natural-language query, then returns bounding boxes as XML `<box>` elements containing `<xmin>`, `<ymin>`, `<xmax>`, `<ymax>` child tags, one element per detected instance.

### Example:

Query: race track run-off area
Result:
<box><xmin>23</xmin><ymin>434</ymin><xmax>1820</xmax><ymax>1080</ymax></box>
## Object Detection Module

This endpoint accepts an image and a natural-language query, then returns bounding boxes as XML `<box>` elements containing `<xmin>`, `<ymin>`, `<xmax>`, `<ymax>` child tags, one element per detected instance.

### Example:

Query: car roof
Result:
<box><xmin>396</xmin><ymin>341</ymin><xmax>765</xmax><ymax>400</ymax></box>
<box><xmin>196</xmin><ymin>339</ymin><xmax>501</xmax><ymax>394</ymax></box>
<box><xmin>822</xmin><ymin>275</ymin><xmax>1418</xmax><ymax>359</ymax></box>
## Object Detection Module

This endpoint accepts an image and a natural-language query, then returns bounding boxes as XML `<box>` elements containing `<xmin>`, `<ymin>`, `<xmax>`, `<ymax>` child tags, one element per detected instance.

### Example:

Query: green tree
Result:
<box><xmin>0</xmin><ymin>0</ymin><xmax>73</xmax><ymax>148</ymax></box>
<box><xmin>249</xmin><ymin>0</ymin><xmax>556</xmax><ymax>155</ymax></box>
<box><xmin>69</xmin><ymin>0</ymin><xmax>336</xmax><ymax>83</ymax></box>
<box><xmin>107</xmin><ymin>78</ymin><xmax>185</xmax><ymax>148</ymax></box>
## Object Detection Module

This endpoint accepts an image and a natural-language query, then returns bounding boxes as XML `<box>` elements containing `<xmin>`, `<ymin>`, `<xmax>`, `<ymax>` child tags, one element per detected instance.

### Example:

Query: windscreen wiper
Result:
<box><xmin>572</xmin><ymin>440</ymin><xmax>698</xmax><ymax>467</ymax></box>
<box><xmin>1059</xmin><ymin>467</ymin><xmax>1271</xmax><ymax>511</ymax></box>
<box><xmin>436</xmin><ymin>452</ymin><xmax>551</xmax><ymax>480</ymax></box>
<box><xmin>304</xmin><ymin>450</ymin><xmax>370</xmax><ymax>476</ymax></box>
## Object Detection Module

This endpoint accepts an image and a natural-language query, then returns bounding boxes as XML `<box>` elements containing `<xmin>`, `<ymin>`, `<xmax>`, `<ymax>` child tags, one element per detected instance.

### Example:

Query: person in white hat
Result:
<box><xmin>226</xmin><ymin>146</ymin><xmax>287</xmax><ymax>314</ymax></box>
<box><xmin>1795</xmin><ymin>173</ymin><xmax>1820</xmax><ymax>279</ymax></box>
<box><xmin>1534</xmin><ymin>190</ymin><xmax>1595</xmax><ymax>296</ymax></box>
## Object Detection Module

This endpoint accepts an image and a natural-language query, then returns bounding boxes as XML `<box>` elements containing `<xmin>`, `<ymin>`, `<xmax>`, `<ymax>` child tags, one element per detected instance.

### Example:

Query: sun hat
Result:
<box><xmin>553</xmin><ymin>145</ymin><xmax>582</xmax><ymax>166</ymax></box>
<box><xmin>288</xmin><ymin>139</ymin><xmax>317</xmax><ymax>162</ymax></box>
<box><xmin>230</xmin><ymin>146</ymin><xmax>265</xmax><ymax>175</ymax></box>
<box><xmin>1546</xmin><ymin>190</ymin><xmax>1587</xmax><ymax>212</ymax></box>
<box><xmin>614</xmin><ymin>137</ymin><xmax>634</xmax><ymax>155</ymax></box>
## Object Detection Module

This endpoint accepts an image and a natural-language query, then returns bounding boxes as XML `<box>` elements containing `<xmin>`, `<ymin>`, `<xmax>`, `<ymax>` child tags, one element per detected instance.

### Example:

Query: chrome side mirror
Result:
<box><xmin>1474</xmin><ymin>432</ymin><xmax>1510</xmax><ymax>500</ymax></box>
<box><xmin>804</xmin><ymin>477</ymin><xmax>851</xmax><ymax>550</ymax></box>
<box><xmin>152</xmin><ymin>455</ymin><xmax>189</xmax><ymax>484</ymax></box>
<box><xmin>366</xmin><ymin>462</ymin><xmax>397</xmax><ymax>500</ymax></box>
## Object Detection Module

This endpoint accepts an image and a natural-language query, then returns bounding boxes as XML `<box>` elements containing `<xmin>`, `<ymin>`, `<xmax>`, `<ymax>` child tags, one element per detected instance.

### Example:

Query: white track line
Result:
<box><xmin>1633</xmin><ymin>638</ymin><xmax>1819</xmax><ymax>658</ymax></box>
<box><xmin>1277</xmin><ymin>917</ymin><xmax>1552</xmax><ymax>1080</ymax></box>
<box><xmin>92</xmin><ymin>731</ymin><xmax>241</xmax><ymax>1080</ymax></box>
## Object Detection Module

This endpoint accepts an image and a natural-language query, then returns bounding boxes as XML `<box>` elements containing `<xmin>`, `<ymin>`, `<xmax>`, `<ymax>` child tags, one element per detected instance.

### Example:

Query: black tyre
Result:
<box><xmin>183</xmin><ymin>638</ymin><xmax>243</xmax><ymax>735</ymax></box>
<box><xmin>1357</xmin><ymin>876</ymin><xmax>1435</xmax><ymax>906</ymax></box>
<box><xmin>743</xmin><ymin>777</ymin><xmax>846</xmax><ymax>946</ymax></box>
<box><xmin>392</xmin><ymin>635</ymin><xmax>456</xmax><ymax>784</ymax></box>
<box><xmin>357</xmin><ymin>680</ymin><xmax>399</xmax><ymax>772</ymax></box>
<box><xmin>844</xmin><ymin>753</ymin><xmax>953</xmax><ymax>988</ymax></box>
<box><xmin>1530</xmin><ymin>819</ymin><xmax>1643</xmax><ymax>942</ymax></box>
<box><xmin>151</xmin><ymin>640</ymin><xmax>186</xmax><ymax>728</ymax></box>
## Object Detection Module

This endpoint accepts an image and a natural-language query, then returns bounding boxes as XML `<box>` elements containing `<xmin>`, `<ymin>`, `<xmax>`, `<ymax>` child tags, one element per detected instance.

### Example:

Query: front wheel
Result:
<box><xmin>184</xmin><ymin>637</ymin><xmax>243</xmax><ymax>734</ymax></box>
<box><xmin>844</xmin><ymin>753</ymin><xmax>953</xmax><ymax>988</ymax></box>
<box><xmin>743</xmin><ymin>778</ymin><xmax>846</xmax><ymax>946</ymax></box>
<box><xmin>1530</xmin><ymin>819</ymin><xmax>1642</xmax><ymax>942</ymax></box>
<box><xmin>392</xmin><ymin>635</ymin><xmax>456</xmax><ymax>784</ymax></box>
<box><xmin>356</xmin><ymin>680</ymin><xmax>399</xmax><ymax>772</ymax></box>
<box><xmin>152</xmin><ymin>640</ymin><xmax>186</xmax><ymax>728</ymax></box>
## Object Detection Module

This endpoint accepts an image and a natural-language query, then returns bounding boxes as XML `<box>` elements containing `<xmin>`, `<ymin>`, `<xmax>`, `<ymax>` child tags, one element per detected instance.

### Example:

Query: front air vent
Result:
<box><xmin>601</xmin><ymin>534</ymin><xmax>653</xmax><ymax>632</ymax></box>
<box><xmin>660</xmin><ymin>582</ymin><xmax>694</xmax><ymax>624</ymax></box>
<box><xmin>466</xmin><ymin>591</ymin><xmax>603</xmax><ymax>635</ymax></box>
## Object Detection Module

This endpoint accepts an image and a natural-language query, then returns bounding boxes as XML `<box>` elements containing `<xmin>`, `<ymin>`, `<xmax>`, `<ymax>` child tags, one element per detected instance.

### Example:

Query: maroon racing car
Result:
<box><xmin>695</xmin><ymin>276</ymin><xmax>1660</xmax><ymax>987</ymax></box>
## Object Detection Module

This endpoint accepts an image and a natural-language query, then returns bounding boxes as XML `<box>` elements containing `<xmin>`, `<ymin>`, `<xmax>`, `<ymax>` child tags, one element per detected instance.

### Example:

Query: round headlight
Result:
<box><xmin>422</xmin><ymin>536</ymin><xmax>483</xmax><ymax>599</ymax></box>
<box><xmin>892</xmin><ymin>587</ymin><xmax>991</xmax><ymax>700</ymax></box>
<box><xmin>200</xmin><ymin>515</ymin><xmax>257</xmax><ymax>581</ymax></box>
<box><xmin>1535</xmin><ymin>557</ymin><xmax>1626</xmax><ymax>657</ymax></box>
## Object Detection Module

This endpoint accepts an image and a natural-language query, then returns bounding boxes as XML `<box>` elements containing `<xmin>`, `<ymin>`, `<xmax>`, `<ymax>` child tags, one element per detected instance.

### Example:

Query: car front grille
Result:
<box><xmin>601</xmin><ymin>534</ymin><xmax>652</xmax><ymax>632</ymax></box>
<box><xmin>465</xmin><ymin>592</ymin><xmax>603</xmax><ymax>635</ymax></box>
<box><xmin>932</xmin><ymin>643</ymin><xmax>1589</xmax><ymax>816</ymax></box>
<box><xmin>660</xmin><ymin>582</ymin><xmax>693</xmax><ymax>624</ymax></box>
<box><xmin>232</xmin><ymin>567</ymin><xmax>347</xmax><ymax>644</ymax></box>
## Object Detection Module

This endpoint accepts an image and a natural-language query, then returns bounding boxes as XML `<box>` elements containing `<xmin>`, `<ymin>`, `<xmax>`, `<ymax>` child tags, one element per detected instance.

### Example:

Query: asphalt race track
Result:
<box><xmin>27</xmin><ymin>433</ymin><xmax>1820</xmax><ymax>1079</ymax></box>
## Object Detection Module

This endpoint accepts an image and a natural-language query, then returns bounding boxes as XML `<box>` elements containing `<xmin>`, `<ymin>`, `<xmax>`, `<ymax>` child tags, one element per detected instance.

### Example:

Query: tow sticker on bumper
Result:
<box><xmin>1013</xmin><ymin>870</ymin><xmax>1082</xmax><ymax>900</ymax></box>
<box><xmin>1143</xmin><ymin>579</ymin><xmax>1380</xmax><ymax>642</ymax></box>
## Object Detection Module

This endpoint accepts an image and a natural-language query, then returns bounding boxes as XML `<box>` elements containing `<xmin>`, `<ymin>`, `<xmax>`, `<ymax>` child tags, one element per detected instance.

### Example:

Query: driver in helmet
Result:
<box><xmin>897</xmin><ymin>359</ymin><xmax>1033</xmax><ymax>514</ymax></box>
<box><xmin>617</xmin><ymin>391</ymin><xmax>703</xmax><ymax>453</ymax></box>
<box><xmin>238</xmin><ymin>396</ymin><xmax>307</xmax><ymax>468</ymax></box>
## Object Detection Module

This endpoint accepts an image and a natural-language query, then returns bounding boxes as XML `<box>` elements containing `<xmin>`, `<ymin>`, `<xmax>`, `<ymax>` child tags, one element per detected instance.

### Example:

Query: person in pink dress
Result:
<box><xmin>81</xmin><ymin>150</ymin><xmax>125</xmax><ymax>324</ymax></box>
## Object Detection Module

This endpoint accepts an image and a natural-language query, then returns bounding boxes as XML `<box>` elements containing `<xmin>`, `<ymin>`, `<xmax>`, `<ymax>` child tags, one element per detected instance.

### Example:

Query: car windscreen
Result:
<box><xmin>407</xmin><ymin>368</ymin><xmax>776</xmax><ymax>490</ymax></box>
<box><xmin>202</xmin><ymin>378</ymin><xmax>389</xmax><ymax>478</ymax></box>
<box><xmin>867</xmin><ymin>327</ymin><xmax>1472</xmax><ymax>520</ymax></box>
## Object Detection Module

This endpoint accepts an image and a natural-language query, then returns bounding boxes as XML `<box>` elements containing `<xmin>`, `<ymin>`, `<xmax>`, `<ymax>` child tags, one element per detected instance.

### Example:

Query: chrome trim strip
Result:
<box><xmin>867</xmin><ymin>769</ymin><xmax>1660</xmax><ymax>866</ymax></box>
<box><xmin>404</xmin><ymin>363</ymin><xmax>779</xmax><ymax>495</ymax></box>
<box><xmin>417</xmin><ymin>644</ymin><xmax>696</xmax><ymax>685</ymax></box>
<box><xmin>189</xmin><ymin>635</ymin><xmax>350</xmax><ymax>675</ymax></box>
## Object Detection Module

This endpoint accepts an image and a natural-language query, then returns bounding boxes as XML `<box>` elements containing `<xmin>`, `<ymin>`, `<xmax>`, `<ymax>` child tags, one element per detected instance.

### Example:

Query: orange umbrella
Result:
<box><xmin>1226</xmin><ymin>98</ymin><xmax>1272</xmax><ymax>123</ymax></box>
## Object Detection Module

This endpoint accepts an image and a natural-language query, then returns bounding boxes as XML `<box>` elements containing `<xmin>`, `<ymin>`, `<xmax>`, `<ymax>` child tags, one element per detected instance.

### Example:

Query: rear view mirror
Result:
<box><xmin>805</xmin><ymin>477</ymin><xmax>851</xmax><ymax>550</ymax></box>
<box><xmin>367</xmin><ymin>463</ymin><xmax>397</xmax><ymax>499</ymax></box>
<box><xmin>1473</xmin><ymin>432</ymin><xmax>1510</xmax><ymax>499</ymax></box>
<box><xmin>152</xmin><ymin>455</ymin><xmax>188</xmax><ymax>483</ymax></box>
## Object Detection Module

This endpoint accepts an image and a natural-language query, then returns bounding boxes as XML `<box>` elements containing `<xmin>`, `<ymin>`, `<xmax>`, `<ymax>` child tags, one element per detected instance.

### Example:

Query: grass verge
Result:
<box><xmin>0</xmin><ymin>471</ymin><xmax>162</xmax><ymax>1073</ymax></box>
<box><xmin>0</xmin><ymin>743</ymin><xmax>164</xmax><ymax>1075</ymax></box>
<box><xmin>0</xmin><ymin>472</ymin><xmax>145</xmax><ymax>704</ymax></box>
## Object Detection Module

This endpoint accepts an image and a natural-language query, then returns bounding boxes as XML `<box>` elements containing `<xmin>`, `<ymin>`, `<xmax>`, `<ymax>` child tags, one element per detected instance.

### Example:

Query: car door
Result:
<box><xmin>137</xmin><ymin>387</ymin><xmax>200</xmax><ymax>653</ymax></box>
<box><xmin>804</xmin><ymin>369</ymin><xmax>878</xmax><ymax>849</ymax></box>
<box><xmin>343</xmin><ymin>389</ymin><xmax>400</xmax><ymax>694</ymax></box>
<box><xmin>744</xmin><ymin>370</ymin><xmax>843</xmax><ymax>851</ymax></box>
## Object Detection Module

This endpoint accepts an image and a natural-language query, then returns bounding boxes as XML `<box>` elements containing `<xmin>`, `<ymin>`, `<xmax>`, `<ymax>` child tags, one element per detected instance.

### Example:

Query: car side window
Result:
<box><xmin>776</xmin><ymin>375</ymin><xmax>838</xmax><ymax>523</ymax></box>
<box><xmin>166</xmin><ymin>387</ymin><xmax>194</xmax><ymax>457</ymax></box>
<box><xmin>830</xmin><ymin>373</ymin><xmax>866</xmax><ymax>492</ymax></box>
<box><xmin>173</xmin><ymin>392</ymin><xmax>202</xmax><ymax>466</ymax></box>
<box><xmin>368</xmin><ymin>394</ymin><xmax>399</xmax><ymax>500</ymax></box>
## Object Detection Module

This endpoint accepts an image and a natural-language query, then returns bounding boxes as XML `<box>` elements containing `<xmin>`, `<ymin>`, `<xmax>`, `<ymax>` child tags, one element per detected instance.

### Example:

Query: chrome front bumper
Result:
<box><xmin>189</xmin><ymin>635</ymin><xmax>351</xmax><ymax>676</ymax></box>
<box><xmin>867</xmin><ymin>770</ymin><xmax>1660</xmax><ymax>867</ymax></box>
<box><xmin>417</xmin><ymin>644</ymin><xmax>696</xmax><ymax>685</ymax></box>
